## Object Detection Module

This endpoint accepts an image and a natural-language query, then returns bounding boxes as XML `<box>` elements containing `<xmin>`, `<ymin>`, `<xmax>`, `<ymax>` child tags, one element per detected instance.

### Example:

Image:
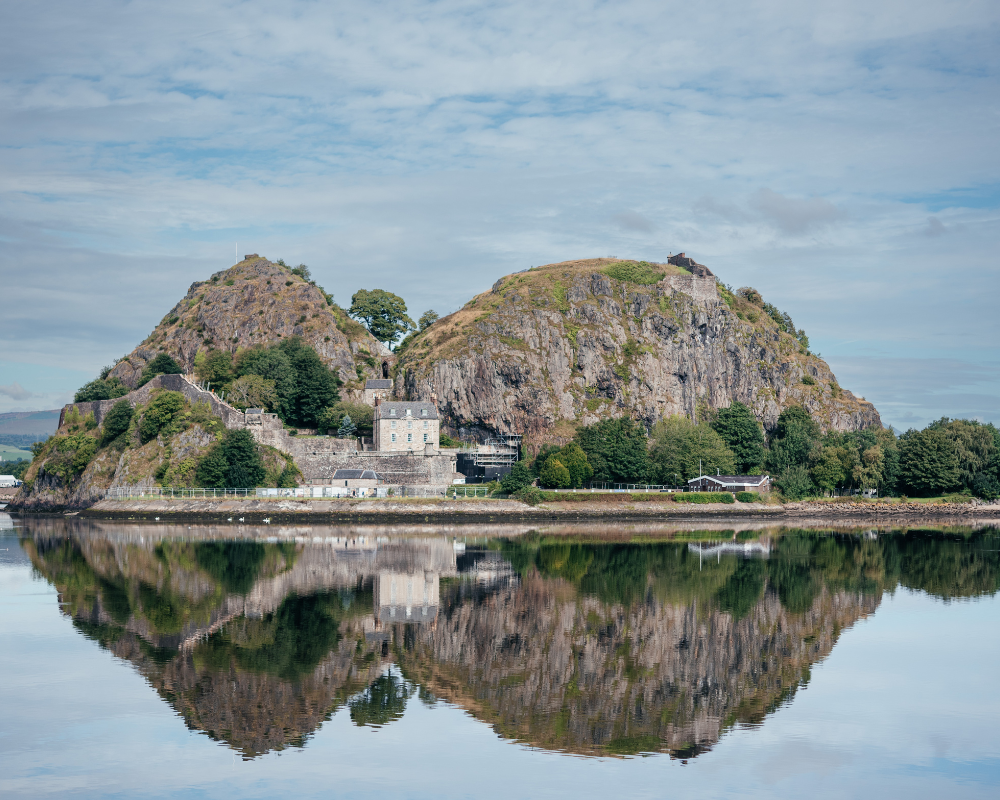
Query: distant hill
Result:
<box><xmin>0</xmin><ymin>410</ymin><xmax>60</xmax><ymax>442</ymax></box>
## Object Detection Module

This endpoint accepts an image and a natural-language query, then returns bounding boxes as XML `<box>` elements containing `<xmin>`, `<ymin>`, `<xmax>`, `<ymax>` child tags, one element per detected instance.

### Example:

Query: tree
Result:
<box><xmin>776</xmin><ymin>465</ymin><xmax>815</xmax><ymax>500</ymax></box>
<box><xmin>74</xmin><ymin>377</ymin><xmax>129</xmax><ymax>403</ymax></box>
<box><xmin>290</xmin><ymin>263</ymin><xmax>311</xmax><ymax>280</ymax></box>
<box><xmin>338</xmin><ymin>414</ymin><xmax>357</xmax><ymax>439</ymax></box>
<box><xmin>228</xmin><ymin>375</ymin><xmax>277</xmax><ymax>410</ymax></box>
<box><xmin>138</xmin><ymin>353</ymin><xmax>183</xmax><ymax>387</ymax></box>
<box><xmin>139</xmin><ymin>391</ymin><xmax>185</xmax><ymax>443</ymax></box>
<box><xmin>648</xmin><ymin>415</ymin><xmax>735</xmax><ymax>484</ymax></box>
<box><xmin>926</xmin><ymin>418</ymin><xmax>997</xmax><ymax>491</ymax></box>
<box><xmin>221</xmin><ymin>429</ymin><xmax>266</xmax><ymax>488</ymax></box>
<box><xmin>575</xmin><ymin>417</ymin><xmax>649</xmax><ymax>484</ymax></box>
<box><xmin>418</xmin><ymin>310</ymin><xmax>439</xmax><ymax>331</ymax></box>
<box><xmin>557</xmin><ymin>442</ymin><xmax>594</xmax><ymax>488</ymax></box>
<box><xmin>501</xmin><ymin>461</ymin><xmax>533</xmax><ymax>494</ymax></box>
<box><xmin>194</xmin><ymin>349</ymin><xmax>233</xmax><ymax>385</ymax></box>
<box><xmin>810</xmin><ymin>447</ymin><xmax>846</xmax><ymax>494</ymax></box>
<box><xmin>318</xmin><ymin>402</ymin><xmax>374</xmax><ymax>435</ymax></box>
<box><xmin>539</xmin><ymin>458</ymin><xmax>571</xmax><ymax>489</ymax></box>
<box><xmin>972</xmin><ymin>472</ymin><xmax>1000</xmax><ymax>501</ymax></box>
<box><xmin>196</xmin><ymin>446</ymin><xmax>228</xmax><ymax>488</ymax></box>
<box><xmin>711</xmin><ymin>402</ymin><xmax>765</xmax><ymax>473</ymax></box>
<box><xmin>100</xmin><ymin>399</ymin><xmax>134</xmax><ymax>446</ymax></box>
<box><xmin>899</xmin><ymin>428</ymin><xmax>960</xmax><ymax>496</ymax></box>
<box><xmin>349</xmin><ymin>289</ymin><xmax>415</xmax><ymax>347</ymax></box>
<box><xmin>234</xmin><ymin>346</ymin><xmax>297</xmax><ymax>419</ymax></box>
<box><xmin>766</xmin><ymin>406</ymin><xmax>821</xmax><ymax>475</ymax></box>
<box><xmin>277</xmin><ymin>337</ymin><xmax>341</xmax><ymax>427</ymax></box>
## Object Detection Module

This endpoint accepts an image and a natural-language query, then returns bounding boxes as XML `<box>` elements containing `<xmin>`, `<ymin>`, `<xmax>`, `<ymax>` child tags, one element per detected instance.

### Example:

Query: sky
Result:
<box><xmin>0</xmin><ymin>0</ymin><xmax>998</xmax><ymax>430</ymax></box>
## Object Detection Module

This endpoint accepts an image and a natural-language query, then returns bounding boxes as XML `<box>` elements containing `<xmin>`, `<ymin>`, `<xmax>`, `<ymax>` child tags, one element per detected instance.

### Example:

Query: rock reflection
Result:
<box><xmin>19</xmin><ymin>521</ymin><xmax>1000</xmax><ymax>760</ymax></box>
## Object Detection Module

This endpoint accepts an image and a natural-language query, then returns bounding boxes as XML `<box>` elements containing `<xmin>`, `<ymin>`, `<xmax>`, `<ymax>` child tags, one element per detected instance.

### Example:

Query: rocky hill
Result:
<box><xmin>396</xmin><ymin>257</ymin><xmax>880</xmax><ymax>442</ymax></box>
<box><xmin>107</xmin><ymin>255</ymin><xmax>387</xmax><ymax>394</ymax></box>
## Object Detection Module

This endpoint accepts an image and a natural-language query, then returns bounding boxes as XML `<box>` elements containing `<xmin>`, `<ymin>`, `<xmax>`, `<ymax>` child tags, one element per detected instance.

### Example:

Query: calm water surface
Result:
<box><xmin>1</xmin><ymin>513</ymin><xmax>998</xmax><ymax>799</ymax></box>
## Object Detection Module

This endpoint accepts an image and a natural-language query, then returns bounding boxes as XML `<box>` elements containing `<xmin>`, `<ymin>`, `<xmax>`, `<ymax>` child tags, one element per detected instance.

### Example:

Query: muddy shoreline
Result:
<box><xmin>6</xmin><ymin>497</ymin><xmax>993</xmax><ymax>526</ymax></box>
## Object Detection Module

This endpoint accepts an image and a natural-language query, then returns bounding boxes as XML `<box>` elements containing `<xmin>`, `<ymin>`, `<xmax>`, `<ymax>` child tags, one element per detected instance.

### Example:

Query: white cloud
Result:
<box><xmin>0</xmin><ymin>383</ymin><xmax>34</xmax><ymax>401</ymax></box>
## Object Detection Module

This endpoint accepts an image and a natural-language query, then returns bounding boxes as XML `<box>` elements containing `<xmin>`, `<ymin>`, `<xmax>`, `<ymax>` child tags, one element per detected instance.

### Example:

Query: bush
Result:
<box><xmin>539</xmin><ymin>457</ymin><xmax>571</xmax><ymax>489</ymax></box>
<box><xmin>139</xmin><ymin>391</ymin><xmax>185</xmax><ymax>444</ymax></box>
<box><xmin>74</xmin><ymin>377</ymin><xmax>129</xmax><ymax>403</ymax></box>
<box><xmin>971</xmin><ymin>472</ymin><xmax>1000</xmax><ymax>501</ymax></box>
<box><xmin>514</xmin><ymin>486</ymin><xmax>543</xmax><ymax>506</ymax></box>
<box><xmin>101</xmin><ymin>400</ymin><xmax>134</xmax><ymax>446</ymax></box>
<box><xmin>675</xmin><ymin>492</ymin><xmax>735</xmax><ymax>504</ymax></box>
<box><xmin>501</xmin><ymin>461</ymin><xmax>533</xmax><ymax>494</ymax></box>
<box><xmin>735</xmin><ymin>491</ymin><xmax>761</xmax><ymax>503</ymax></box>
<box><xmin>138</xmin><ymin>353</ymin><xmax>183</xmax><ymax>387</ymax></box>
<box><xmin>602</xmin><ymin>261</ymin><xmax>664</xmax><ymax>285</ymax></box>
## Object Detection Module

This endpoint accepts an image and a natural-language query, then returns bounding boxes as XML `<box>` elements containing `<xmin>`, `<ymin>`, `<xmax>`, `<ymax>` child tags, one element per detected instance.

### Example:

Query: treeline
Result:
<box><xmin>501</xmin><ymin>402</ymin><xmax>1000</xmax><ymax>500</ymax></box>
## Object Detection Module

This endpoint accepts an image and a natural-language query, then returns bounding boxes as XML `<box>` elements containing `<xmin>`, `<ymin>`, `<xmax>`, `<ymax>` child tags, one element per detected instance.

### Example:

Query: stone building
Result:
<box><xmin>331</xmin><ymin>469</ymin><xmax>380</xmax><ymax>489</ymax></box>
<box><xmin>374</xmin><ymin>400</ymin><xmax>439</xmax><ymax>453</ymax></box>
<box><xmin>363</xmin><ymin>379</ymin><xmax>393</xmax><ymax>406</ymax></box>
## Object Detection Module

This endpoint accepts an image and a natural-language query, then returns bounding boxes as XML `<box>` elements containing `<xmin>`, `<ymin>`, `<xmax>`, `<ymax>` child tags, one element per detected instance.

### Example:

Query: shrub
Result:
<box><xmin>139</xmin><ymin>391</ymin><xmax>185</xmax><ymax>443</ymax></box>
<box><xmin>138</xmin><ymin>353</ymin><xmax>183</xmax><ymax>387</ymax></box>
<box><xmin>514</xmin><ymin>486</ymin><xmax>543</xmax><ymax>506</ymax></box>
<box><xmin>801</xmin><ymin>375</ymin><xmax>816</xmax><ymax>386</ymax></box>
<box><xmin>675</xmin><ymin>492</ymin><xmax>735</xmax><ymax>504</ymax></box>
<box><xmin>101</xmin><ymin>399</ymin><xmax>134</xmax><ymax>446</ymax></box>
<box><xmin>74</xmin><ymin>377</ymin><xmax>129</xmax><ymax>403</ymax></box>
<box><xmin>501</xmin><ymin>462</ymin><xmax>534</xmax><ymax>494</ymax></box>
<box><xmin>602</xmin><ymin>261</ymin><xmax>664</xmax><ymax>285</ymax></box>
<box><xmin>539</xmin><ymin>457</ymin><xmax>571</xmax><ymax>489</ymax></box>
<box><xmin>735</xmin><ymin>491</ymin><xmax>761</xmax><ymax>503</ymax></box>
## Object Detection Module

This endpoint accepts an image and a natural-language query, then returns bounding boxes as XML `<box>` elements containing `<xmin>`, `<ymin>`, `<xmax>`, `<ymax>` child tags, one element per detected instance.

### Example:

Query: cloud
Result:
<box><xmin>0</xmin><ymin>383</ymin><xmax>35</xmax><ymax>401</ymax></box>
<box><xmin>750</xmin><ymin>189</ymin><xmax>845</xmax><ymax>235</ymax></box>
<box><xmin>923</xmin><ymin>216</ymin><xmax>947</xmax><ymax>236</ymax></box>
<box><xmin>611</xmin><ymin>211</ymin><xmax>656</xmax><ymax>233</ymax></box>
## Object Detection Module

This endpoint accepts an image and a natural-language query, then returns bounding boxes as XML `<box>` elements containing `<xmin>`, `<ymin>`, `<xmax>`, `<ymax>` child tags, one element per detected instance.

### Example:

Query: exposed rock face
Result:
<box><xmin>106</xmin><ymin>256</ymin><xmax>388</xmax><ymax>390</ymax></box>
<box><xmin>397</xmin><ymin>258</ymin><xmax>881</xmax><ymax>442</ymax></box>
<box><xmin>399</xmin><ymin>572</ymin><xmax>879</xmax><ymax>757</ymax></box>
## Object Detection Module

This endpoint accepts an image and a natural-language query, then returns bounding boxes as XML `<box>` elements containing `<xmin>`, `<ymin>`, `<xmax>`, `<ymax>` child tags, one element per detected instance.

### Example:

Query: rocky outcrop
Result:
<box><xmin>397</xmin><ymin>258</ymin><xmax>881</xmax><ymax>442</ymax></box>
<box><xmin>106</xmin><ymin>255</ymin><xmax>387</xmax><ymax>391</ymax></box>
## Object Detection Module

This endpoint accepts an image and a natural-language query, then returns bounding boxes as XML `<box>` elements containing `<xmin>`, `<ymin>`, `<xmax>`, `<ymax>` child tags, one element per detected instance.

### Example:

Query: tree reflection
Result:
<box><xmin>349</xmin><ymin>670</ymin><xmax>411</xmax><ymax>728</ymax></box>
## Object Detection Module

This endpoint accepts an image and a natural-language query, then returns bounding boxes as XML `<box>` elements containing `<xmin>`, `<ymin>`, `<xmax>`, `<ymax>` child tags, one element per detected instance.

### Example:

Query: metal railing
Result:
<box><xmin>105</xmin><ymin>487</ymin><xmax>255</xmax><ymax>500</ymax></box>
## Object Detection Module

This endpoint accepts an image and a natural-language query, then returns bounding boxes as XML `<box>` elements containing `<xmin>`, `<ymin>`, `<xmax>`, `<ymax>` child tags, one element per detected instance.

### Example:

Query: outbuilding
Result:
<box><xmin>0</xmin><ymin>475</ymin><xmax>20</xmax><ymax>488</ymax></box>
<box><xmin>687</xmin><ymin>474</ymin><xmax>770</xmax><ymax>493</ymax></box>
<box><xmin>331</xmin><ymin>469</ymin><xmax>381</xmax><ymax>489</ymax></box>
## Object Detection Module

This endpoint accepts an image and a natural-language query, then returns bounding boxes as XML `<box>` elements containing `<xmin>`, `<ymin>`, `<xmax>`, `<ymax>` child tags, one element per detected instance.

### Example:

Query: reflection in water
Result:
<box><xmin>20</xmin><ymin>520</ymin><xmax>1000</xmax><ymax>760</ymax></box>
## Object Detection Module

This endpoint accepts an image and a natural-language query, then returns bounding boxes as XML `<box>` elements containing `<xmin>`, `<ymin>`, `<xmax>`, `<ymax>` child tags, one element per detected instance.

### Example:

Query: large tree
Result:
<box><xmin>711</xmin><ymin>402</ymin><xmax>765</xmax><ymax>473</ymax></box>
<box><xmin>899</xmin><ymin>427</ymin><xmax>960</xmax><ymax>496</ymax></box>
<box><xmin>574</xmin><ymin>417</ymin><xmax>649</xmax><ymax>484</ymax></box>
<box><xmin>349</xmin><ymin>289</ymin><xmax>415</xmax><ymax>348</ymax></box>
<box><xmin>649</xmin><ymin>415</ymin><xmax>736</xmax><ymax>484</ymax></box>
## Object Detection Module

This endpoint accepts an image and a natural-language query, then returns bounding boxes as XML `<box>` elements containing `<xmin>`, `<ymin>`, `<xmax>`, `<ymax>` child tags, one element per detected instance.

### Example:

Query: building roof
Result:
<box><xmin>377</xmin><ymin>401</ymin><xmax>438</xmax><ymax>420</ymax></box>
<box><xmin>688</xmin><ymin>474</ymin><xmax>769</xmax><ymax>486</ymax></box>
<box><xmin>365</xmin><ymin>379</ymin><xmax>393</xmax><ymax>390</ymax></box>
<box><xmin>245</xmin><ymin>408</ymin><xmax>264</xmax><ymax>415</ymax></box>
<box><xmin>332</xmin><ymin>469</ymin><xmax>380</xmax><ymax>480</ymax></box>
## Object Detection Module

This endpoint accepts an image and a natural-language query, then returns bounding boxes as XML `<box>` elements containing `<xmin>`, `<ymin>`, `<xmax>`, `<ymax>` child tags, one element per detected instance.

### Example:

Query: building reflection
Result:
<box><xmin>18</xmin><ymin>519</ymin><xmax>1000</xmax><ymax>760</ymax></box>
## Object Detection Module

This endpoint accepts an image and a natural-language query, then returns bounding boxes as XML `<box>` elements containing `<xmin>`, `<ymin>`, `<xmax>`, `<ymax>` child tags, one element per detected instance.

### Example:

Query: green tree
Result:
<box><xmin>196</xmin><ymin>446</ymin><xmax>228</xmax><ymax>488</ymax></box>
<box><xmin>810</xmin><ymin>447</ymin><xmax>846</xmax><ymax>494</ymax></box>
<box><xmin>74</xmin><ymin>377</ymin><xmax>129</xmax><ymax>403</ymax></box>
<box><xmin>766</xmin><ymin>406</ymin><xmax>821</xmax><ymax>475</ymax></box>
<box><xmin>290</xmin><ymin>263</ymin><xmax>311</xmax><ymax>280</ymax></box>
<box><xmin>649</xmin><ymin>415</ymin><xmax>736</xmax><ymax>484</ymax></box>
<box><xmin>278</xmin><ymin>337</ymin><xmax>341</xmax><ymax>427</ymax></box>
<box><xmin>711</xmin><ymin>402</ymin><xmax>765</xmax><ymax>473</ymax></box>
<box><xmin>100</xmin><ymin>399</ymin><xmax>134</xmax><ymax>446</ymax></box>
<box><xmin>557</xmin><ymin>442</ymin><xmax>594</xmax><ymax>488</ymax></box>
<box><xmin>194</xmin><ymin>349</ymin><xmax>233</xmax><ymax>385</ymax></box>
<box><xmin>139</xmin><ymin>392</ymin><xmax>185</xmax><ymax>443</ymax></box>
<box><xmin>138</xmin><ymin>353</ymin><xmax>183</xmax><ymax>387</ymax></box>
<box><xmin>899</xmin><ymin>428</ymin><xmax>960</xmax><ymax>496</ymax></box>
<box><xmin>228</xmin><ymin>375</ymin><xmax>277</xmax><ymax>410</ymax></box>
<box><xmin>221</xmin><ymin>429</ymin><xmax>266</xmax><ymax>488</ymax></box>
<box><xmin>927</xmin><ymin>418</ymin><xmax>998</xmax><ymax>491</ymax></box>
<box><xmin>575</xmin><ymin>417</ymin><xmax>649</xmax><ymax>484</ymax></box>
<box><xmin>318</xmin><ymin>402</ymin><xmax>375</xmax><ymax>436</ymax></box>
<box><xmin>501</xmin><ymin>461</ymin><xmax>534</xmax><ymax>494</ymax></box>
<box><xmin>539</xmin><ymin>458</ymin><xmax>572</xmax><ymax>489</ymax></box>
<box><xmin>418</xmin><ymin>310</ymin><xmax>439</xmax><ymax>331</ymax></box>
<box><xmin>337</xmin><ymin>414</ymin><xmax>357</xmax><ymax>439</ymax></box>
<box><xmin>776</xmin><ymin>464</ymin><xmax>815</xmax><ymax>500</ymax></box>
<box><xmin>349</xmin><ymin>289</ymin><xmax>415</xmax><ymax>348</ymax></box>
<box><xmin>234</xmin><ymin>346</ymin><xmax>298</xmax><ymax>420</ymax></box>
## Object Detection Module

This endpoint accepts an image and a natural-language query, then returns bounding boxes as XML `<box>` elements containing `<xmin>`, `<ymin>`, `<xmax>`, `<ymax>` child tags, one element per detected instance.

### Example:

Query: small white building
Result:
<box><xmin>374</xmin><ymin>400</ymin><xmax>439</xmax><ymax>453</ymax></box>
<box><xmin>0</xmin><ymin>475</ymin><xmax>21</xmax><ymax>488</ymax></box>
<box><xmin>687</xmin><ymin>474</ymin><xmax>771</xmax><ymax>493</ymax></box>
<box><xmin>331</xmin><ymin>469</ymin><xmax>381</xmax><ymax>489</ymax></box>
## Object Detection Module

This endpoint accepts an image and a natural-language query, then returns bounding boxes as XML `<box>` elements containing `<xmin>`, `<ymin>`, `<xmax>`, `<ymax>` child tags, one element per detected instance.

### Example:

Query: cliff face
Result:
<box><xmin>107</xmin><ymin>256</ymin><xmax>387</xmax><ymax>391</ymax></box>
<box><xmin>397</xmin><ymin>258</ymin><xmax>881</xmax><ymax>442</ymax></box>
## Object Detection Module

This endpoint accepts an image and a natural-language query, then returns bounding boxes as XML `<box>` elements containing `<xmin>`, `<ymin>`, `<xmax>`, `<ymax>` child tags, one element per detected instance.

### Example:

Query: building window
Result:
<box><xmin>423</xmin><ymin>420</ymin><xmax>428</xmax><ymax>429</ymax></box>
<box><xmin>407</xmin><ymin>433</ymin><xmax>412</xmax><ymax>442</ymax></box>
<box><xmin>391</xmin><ymin>433</ymin><xmax>396</xmax><ymax>442</ymax></box>
<box><xmin>391</xmin><ymin>420</ymin><xmax>396</xmax><ymax>428</ymax></box>
<box><xmin>390</xmin><ymin>409</ymin><xmax>396</xmax><ymax>416</ymax></box>
<box><xmin>421</xmin><ymin>409</ymin><xmax>427</xmax><ymax>416</ymax></box>
<box><xmin>423</xmin><ymin>433</ymin><xmax>428</xmax><ymax>442</ymax></box>
<box><xmin>407</xmin><ymin>420</ymin><xmax>412</xmax><ymax>429</ymax></box>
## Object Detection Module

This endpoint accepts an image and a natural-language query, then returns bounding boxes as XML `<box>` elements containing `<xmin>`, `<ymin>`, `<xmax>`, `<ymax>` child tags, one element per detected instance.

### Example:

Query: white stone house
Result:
<box><xmin>331</xmin><ymin>469</ymin><xmax>381</xmax><ymax>488</ymax></box>
<box><xmin>374</xmin><ymin>400</ymin><xmax>439</xmax><ymax>453</ymax></box>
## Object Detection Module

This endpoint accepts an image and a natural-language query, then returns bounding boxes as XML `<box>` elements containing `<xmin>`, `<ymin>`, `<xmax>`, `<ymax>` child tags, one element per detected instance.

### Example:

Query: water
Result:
<box><xmin>1</xmin><ymin>514</ymin><xmax>999</xmax><ymax>799</ymax></box>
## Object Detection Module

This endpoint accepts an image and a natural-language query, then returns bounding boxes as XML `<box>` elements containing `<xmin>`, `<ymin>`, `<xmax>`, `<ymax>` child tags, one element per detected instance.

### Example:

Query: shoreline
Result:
<box><xmin>7</xmin><ymin>497</ymin><xmax>997</xmax><ymax>526</ymax></box>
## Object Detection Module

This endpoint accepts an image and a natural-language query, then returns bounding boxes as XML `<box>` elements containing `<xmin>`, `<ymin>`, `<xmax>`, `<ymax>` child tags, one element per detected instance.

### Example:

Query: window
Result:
<box><xmin>423</xmin><ymin>433</ymin><xmax>428</xmax><ymax>442</ymax></box>
<box><xmin>423</xmin><ymin>420</ymin><xmax>428</xmax><ymax>429</ymax></box>
<box><xmin>421</xmin><ymin>409</ymin><xmax>427</xmax><ymax>416</ymax></box>
<box><xmin>391</xmin><ymin>420</ymin><xmax>396</xmax><ymax>428</ymax></box>
<box><xmin>391</xmin><ymin>433</ymin><xmax>396</xmax><ymax>442</ymax></box>
<box><xmin>407</xmin><ymin>433</ymin><xmax>412</xmax><ymax>442</ymax></box>
<box><xmin>407</xmin><ymin>420</ymin><xmax>412</xmax><ymax>429</ymax></box>
<box><xmin>390</xmin><ymin>409</ymin><xmax>396</xmax><ymax>417</ymax></box>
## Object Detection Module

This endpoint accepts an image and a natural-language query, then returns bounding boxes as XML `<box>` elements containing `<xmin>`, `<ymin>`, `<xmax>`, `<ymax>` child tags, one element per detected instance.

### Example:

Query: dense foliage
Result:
<box><xmin>574</xmin><ymin>417</ymin><xmax>649</xmax><ymax>484</ymax></box>
<box><xmin>710</xmin><ymin>402</ymin><xmax>765</xmax><ymax>473</ymax></box>
<box><xmin>649</xmin><ymin>416</ymin><xmax>735</xmax><ymax>484</ymax></box>
<box><xmin>196</xmin><ymin>428</ymin><xmax>266</xmax><ymax>488</ymax></box>
<box><xmin>348</xmin><ymin>288</ymin><xmax>415</xmax><ymax>348</ymax></box>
